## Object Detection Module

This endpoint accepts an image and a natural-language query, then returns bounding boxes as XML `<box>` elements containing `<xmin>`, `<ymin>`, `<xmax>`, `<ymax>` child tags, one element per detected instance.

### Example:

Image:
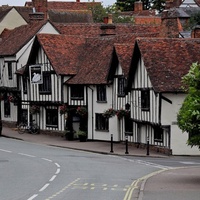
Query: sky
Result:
<box><xmin>0</xmin><ymin>0</ymin><xmax>116</xmax><ymax>7</ymax></box>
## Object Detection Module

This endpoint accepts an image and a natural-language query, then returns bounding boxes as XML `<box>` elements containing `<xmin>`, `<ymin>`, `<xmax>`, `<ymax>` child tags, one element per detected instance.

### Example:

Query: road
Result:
<box><xmin>0</xmin><ymin>137</ymin><xmax>200</xmax><ymax>200</ymax></box>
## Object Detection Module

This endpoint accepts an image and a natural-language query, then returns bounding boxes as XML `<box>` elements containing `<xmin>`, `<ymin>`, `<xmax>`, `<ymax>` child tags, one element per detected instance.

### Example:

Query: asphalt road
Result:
<box><xmin>0</xmin><ymin>137</ymin><xmax>160</xmax><ymax>200</ymax></box>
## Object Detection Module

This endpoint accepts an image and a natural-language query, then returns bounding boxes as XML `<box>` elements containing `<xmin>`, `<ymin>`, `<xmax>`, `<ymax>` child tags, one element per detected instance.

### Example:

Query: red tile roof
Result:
<box><xmin>114</xmin><ymin>44</ymin><xmax>135</xmax><ymax>77</ymax></box>
<box><xmin>67</xmin><ymin>33</ymin><xmax>158</xmax><ymax>84</ymax></box>
<box><xmin>35</xmin><ymin>34</ymin><xmax>86</xmax><ymax>75</ymax></box>
<box><xmin>0</xmin><ymin>20</ymin><xmax>54</xmax><ymax>56</ymax></box>
<box><xmin>25</xmin><ymin>1</ymin><xmax>101</xmax><ymax>10</ymax></box>
<box><xmin>55</xmin><ymin>23</ymin><xmax>160</xmax><ymax>36</ymax></box>
<box><xmin>132</xmin><ymin>38</ymin><xmax>200</xmax><ymax>92</ymax></box>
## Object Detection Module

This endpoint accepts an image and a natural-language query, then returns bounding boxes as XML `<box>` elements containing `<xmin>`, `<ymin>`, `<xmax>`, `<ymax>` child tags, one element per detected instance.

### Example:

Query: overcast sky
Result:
<box><xmin>0</xmin><ymin>0</ymin><xmax>116</xmax><ymax>7</ymax></box>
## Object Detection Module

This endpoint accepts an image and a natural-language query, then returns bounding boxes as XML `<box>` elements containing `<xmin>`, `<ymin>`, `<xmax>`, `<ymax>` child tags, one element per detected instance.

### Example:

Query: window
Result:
<box><xmin>23</xmin><ymin>77</ymin><xmax>27</xmax><ymax>94</ymax></box>
<box><xmin>154</xmin><ymin>126</ymin><xmax>163</xmax><ymax>142</ymax></box>
<box><xmin>125</xmin><ymin>113</ymin><xmax>133</xmax><ymax>135</ymax></box>
<box><xmin>95</xmin><ymin>113</ymin><xmax>109</xmax><ymax>131</ymax></box>
<box><xmin>4</xmin><ymin>98</ymin><xmax>10</xmax><ymax>117</ymax></box>
<box><xmin>97</xmin><ymin>85</ymin><xmax>106</xmax><ymax>102</ymax></box>
<box><xmin>8</xmin><ymin>62</ymin><xmax>12</xmax><ymax>80</ymax></box>
<box><xmin>118</xmin><ymin>77</ymin><xmax>126</xmax><ymax>97</ymax></box>
<box><xmin>71</xmin><ymin>85</ymin><xmax>84</xmax><ymax>100</ymax></box>
<box><xmin>141</xmin><ymin>90</ymin><xmax>150</xmax><ymax>111</ymax></box>
<box><xmin>46</xmin><ymin>108</ymin><xmax>58</xmax><ymax>127</ymax></box>
<box><xmin>39</xmin><ymin>72</ymin><xmax>51</xmax><ymax>94</ymax></box>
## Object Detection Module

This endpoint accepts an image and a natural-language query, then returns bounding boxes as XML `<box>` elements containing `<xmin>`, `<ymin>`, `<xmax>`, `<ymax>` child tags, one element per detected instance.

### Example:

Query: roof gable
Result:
<box><xmin>0</xmin><ymin>20</ymin><xmax>58</xmax><ymax>56</ymax></box>
<box><xmin>28</xmin><ymin>34</ymin><xmax>86</xmax><ymax>75</ymax></box>
<box><xmin>129</xmin><ymin>38</ymin><xmax>200</xmax><ymax>92</ymax></box>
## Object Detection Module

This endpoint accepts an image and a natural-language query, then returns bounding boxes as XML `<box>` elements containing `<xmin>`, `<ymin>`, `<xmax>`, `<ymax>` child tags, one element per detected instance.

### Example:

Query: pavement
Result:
<box><xmin>1</xmin><ymin>126</ymin><xmax>200</xmax><ymax>200</ymax></box>
<box><xmin>1</xmin><ymin>126</ymin><xmax>167</xmax><ymax>157</ymax></box>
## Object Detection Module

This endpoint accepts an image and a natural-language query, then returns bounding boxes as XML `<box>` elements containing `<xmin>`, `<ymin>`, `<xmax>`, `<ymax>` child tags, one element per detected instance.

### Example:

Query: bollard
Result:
<box><xmin>125</xmin><ymin>135</ymin><xmax>129</xmax><ymax>154</ymax></box>
<box><xmin>110</xmin><ymin>133</ymin><xmax>114</xmax><ymax>153</ymax></box>
<box><xmin>147</xmin><ymin>136</ymin><xmax>150</xmax><ymax>156</ymax></box>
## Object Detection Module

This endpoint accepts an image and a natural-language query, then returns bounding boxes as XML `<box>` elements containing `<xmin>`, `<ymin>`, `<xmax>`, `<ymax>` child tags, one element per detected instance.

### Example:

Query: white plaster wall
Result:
<box><xmin>0</xmin><ymin>8</ymin><xmax>27</xmax><ymax>34</ymax></box>
<box><xmin>161</xmin><ymin>93</ymin><xmax>200</xmax><ymax>155</ymax></box>
<box><xmin>87</xmin><ymin>85</ymin><xmax>119</xmax><ymax>141</ymax></box>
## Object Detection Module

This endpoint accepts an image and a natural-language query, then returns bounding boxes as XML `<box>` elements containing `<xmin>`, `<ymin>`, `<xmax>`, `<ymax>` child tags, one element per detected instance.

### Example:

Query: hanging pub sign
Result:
<box><xmin>29</xmin><ymin>65</ymin><xmax>43</xmax><ymax>84</ymax></box>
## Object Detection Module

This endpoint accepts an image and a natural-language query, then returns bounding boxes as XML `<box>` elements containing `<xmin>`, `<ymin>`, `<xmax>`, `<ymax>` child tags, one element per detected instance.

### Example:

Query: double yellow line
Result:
<box><xmin>123</xmin><ymin>169</ymin><xmax>167</xmax><ymax>200</ymax></box>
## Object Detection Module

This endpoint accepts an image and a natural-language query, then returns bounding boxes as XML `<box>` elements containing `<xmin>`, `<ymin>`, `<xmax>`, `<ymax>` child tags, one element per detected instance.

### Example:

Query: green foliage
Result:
<box><xmin>115</xmin><ymin>0</ymin><xmax>164</xmax><ymax>13</ymax></box>
<box><xmin>177</xmin><ymin>63</ymin><xmax>200</xmax><ymax>148</ymax></box>
<box><xmin>150</xmin><ymin>0</ymin><xmax>165</xmax><ymax>13</ymax></box>
<box><xmin>188</xmin><ymin>11</ymin><xmax>200</xmax><ymax>29</ymax></box>
<box><xmin>116</xmin><ymin>0</ymin><xmax>135</xmax><ymax>11</ymax></box>
<box><xmin>88</xmin><ymin>4</ymin><xmax>107</xmax><ymax>22</ymax></box>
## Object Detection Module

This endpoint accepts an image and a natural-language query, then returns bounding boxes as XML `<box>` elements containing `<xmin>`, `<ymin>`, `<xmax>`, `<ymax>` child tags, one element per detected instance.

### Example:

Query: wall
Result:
<box><xmin>0</xmin><ymin>8</ymin><xmax>27</xmax><ymax>34</ymax></box>
<box><xmin>161</xmin><ymin>93</ymin><xmax>200</xmax><ymax>155</ymax></box>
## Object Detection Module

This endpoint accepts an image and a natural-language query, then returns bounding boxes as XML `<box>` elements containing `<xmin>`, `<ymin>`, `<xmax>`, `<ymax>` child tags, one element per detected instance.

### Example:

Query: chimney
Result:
<box><xmin>160</xmin><ymin>12</ymin><xmax>179</xmax><ymax>38</ymax></box>
<box><xmin>76</xmin><ymin>0</ymin><xmax>80</xmax><ymax>2</ymax></box>
<box><xmin>134</xmin><ymin>1</ymin><xmax>143</xmax><ymax>12</ymax></box>
<box><xmin>191</xmin><ymin>26</ymin><xmax>200</xmax><ymax>38</ymax></box>
<box><xmin>32</xmin><ymin>0</ymin><xmax>47</xmax><ymax>19</ymax></box>
<box><xmin>108</xmin><ymin>14</ymin><xmax>112</xmax><ymax>24</ymax></box>
<box><xmin>165</xmin><ymin>0</ymin><xmax>174</xmax><ymax>9</ymax></box>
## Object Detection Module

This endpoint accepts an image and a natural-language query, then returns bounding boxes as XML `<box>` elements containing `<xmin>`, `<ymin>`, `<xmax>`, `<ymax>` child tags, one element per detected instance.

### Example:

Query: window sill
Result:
<box><xmin>39</xmin><ymin>92</ymin><xmax>52</xmax><ymax>95</ymax></box>
<box><xmin>141</xmin><ymin>108</ymin><xmax>150</xmax><ymax>112</ymax></box>
<box><xmin>71</xmin><ymin>97</ymin><xmax>84</xmax><ymax>100</ymax></box>
<box><xmin>97</xmin><ymin>100</ymin><xmax>107</xmax><ymax>103</ymax></box>
<box><xmin>46</xmin><ymin>125</ymin><xmax>58</xmax><ymax>128</ymax></box>
<box><xmin>95</xmin><ymin>129</ymin><xmax>109</xmax><ymax>132</ymax></box>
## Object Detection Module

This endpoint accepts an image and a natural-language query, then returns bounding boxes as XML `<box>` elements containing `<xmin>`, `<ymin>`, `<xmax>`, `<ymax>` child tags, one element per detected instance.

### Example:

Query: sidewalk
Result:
<box><xmin>1</xmin><ymin>126</ymin><xmax>167</xmax><ymax>158</ymax></box>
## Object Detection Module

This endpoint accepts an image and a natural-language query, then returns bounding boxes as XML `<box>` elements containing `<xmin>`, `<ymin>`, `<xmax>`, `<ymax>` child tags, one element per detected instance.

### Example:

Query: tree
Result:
<box><xmin>188</xmin><ymin>11</ymin><xmax>200</xmax><ymax>29</ymax></box>
<box><xmin>89</xmin><ymin>4</ymin><xmax>134</xmax><ymax>23</ymax></box>
<box><xmin>115</xmin><ymin>0</ymin><xmax>165</xmax><ymax>13</ymax></box>
<box><xmin>177</xmin><ymin>62</ymin><xmax>200</xmax><ymax>148</ymax></box>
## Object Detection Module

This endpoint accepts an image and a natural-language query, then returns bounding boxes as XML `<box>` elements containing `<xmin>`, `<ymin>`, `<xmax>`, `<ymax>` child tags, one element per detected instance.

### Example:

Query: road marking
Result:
<box><xmin>55</xmin><ymin>168</ymin><xmax>60</xmax><ymax>174</ymax></box>
<box><xmin>39</xmin><ymin>183</ymin><xmax>50</xmax><ymax>192</ymax></box>
<box><xmin>0</xmin><ymin>148</ymin><xmax>12</xmax><ymax>153</ymax></box>
<box><xmin>49</xmin><ymin>175</ymin><xmax>57</xmax><ymax>182</ymax></box>
<box><xmin>180</xmin><ymin>161</ymin><xmax>200</xmax><ymax>165</ymax></box>
<box><xmin>18</xmin><ymin>153</ymin><xmax>36</xmax><ymax>158</ymax></box>
<box><xmin>45</xmin><ymin>178</ymin><xmax>80</xmax><ymax>200</ymax></box>
<box><xmin>42</xmin><ymin>158</ymin><xmax>52</xmax><ymax>162</ymax></box>
<box><xmin>55</xmin><ymin>163</ymin><xmax>60</xmax><ymax>168</ymax></box>
<box><xmin>27</xmin><ymin>194</ymin><xmax>38</xmax><ymax>200</ymax></box>
<box><xmin>123</xmin><ymin>169</ymin><xmax>167</xmax><ymax>200</ymax></box>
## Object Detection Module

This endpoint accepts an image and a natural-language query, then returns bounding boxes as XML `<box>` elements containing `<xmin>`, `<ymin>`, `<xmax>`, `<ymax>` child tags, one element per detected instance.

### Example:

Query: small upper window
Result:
<box><xmin>118</xmin><ymin>77</ymin><xmax>126</xmax><ymax>97</ymax></box>
<box><xmin>8</xmin><ymin>62</ymin><xmax>12</xmax><ymax>80</ymax></box>
<box><xmin>97</xmin><ymin>85</ymin><xmax>107</xmax><ymax>102</ymax></box>
<box><xmin>141</xmin><ymin>90</ymin><xmax>150</xmax><ymax>111</ymax></box>
<box><xmin>39</xmin><ymin>72</ymin><xmax>51</xmax><ymax>94</ymax></box>
<box><xmin>71</xmin><ymin>85</ymin><xmax>84</xmax><ymax>100</ymax></box>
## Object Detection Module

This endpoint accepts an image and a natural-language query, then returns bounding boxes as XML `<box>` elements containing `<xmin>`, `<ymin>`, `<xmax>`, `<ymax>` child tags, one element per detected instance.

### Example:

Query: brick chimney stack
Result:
<box><xmin>134</xmin><ymin>1</ymin><xmax>143</xmax><ymax>12</ymax></box>
<box><xmin>32</xmin><ymin>0</ymin><xmax>48</xmax><ymax>19</ymax></box>
<box><xmin>76</xmin><ymin>0</ymin><xmax>80</xmax><ymax>2</ymax></box>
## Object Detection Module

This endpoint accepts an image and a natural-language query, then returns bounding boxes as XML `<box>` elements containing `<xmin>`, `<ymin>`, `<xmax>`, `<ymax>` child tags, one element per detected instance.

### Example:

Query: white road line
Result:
<box><xmin>55</xmin><ymin>168</ymin><xmax>60</xmax><ymax>174</ymax></box>
<box><xmin>18</xmin><ymin>153</ymin><xmax>36</xmax><ymax>158</ymax></box>
<box><xmin>41</xmin><ymin>158</ymin><xmax>52</xmax><ymax>162</ymax></box>
<box><xmin>49</xmin><ymin>175</ymin><xmax>57</xmax><ymax>182</ymax></box>
<box><xmin>0</xmin><ymin>149</ymin><xmax>12</xmax><ymax>153</ymax></box>
<box><xmin>27</xmin><ymin>194</ymin><xmax>38</xmax><ymax>200</ymax></box>
<box><xmin>39</xmin><ymin>183</ymin><xmax>50</xmax><ymax>192</ymax></box>
<box><xmin>55</xmin><ymin>163</ymin><xmax>60</xmax><ymax>168</ymax></box>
